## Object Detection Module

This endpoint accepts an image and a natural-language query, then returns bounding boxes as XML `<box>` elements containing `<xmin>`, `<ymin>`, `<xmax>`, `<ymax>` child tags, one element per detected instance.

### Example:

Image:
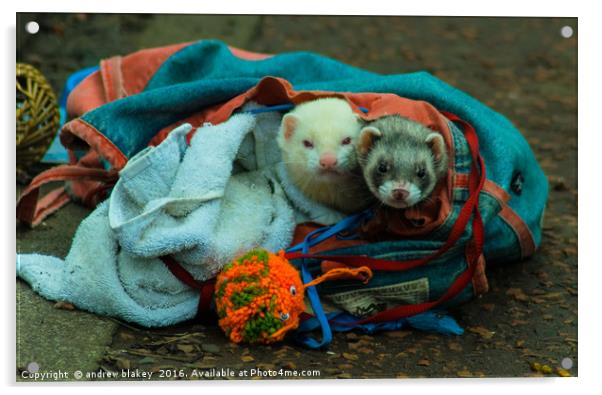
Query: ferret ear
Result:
<box><xmin>425</xmin><ymin>133</ymin><xmax>446</xmax><ymax>161</ymax></box>
<box><xmin>281</xmin><ymin>114</ymin><xmax>299</xmax><ymax>140</ymax></box>
<box><xmin>357</xmin><ymin>126</ymin><xmax>382</xmax><ymax>156</ymax></box>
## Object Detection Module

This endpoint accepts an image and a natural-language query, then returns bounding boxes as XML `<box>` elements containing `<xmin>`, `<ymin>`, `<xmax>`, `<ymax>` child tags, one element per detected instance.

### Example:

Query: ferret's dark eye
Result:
<box><xmin>341</xmin><ymin>137</ymin><xmax>352</xmax><ymax>145</ymax></box>
<box><xmin>303</xmin><ymin>140</ymin><xmax>314</xmax><ymax>148</ymax></box>
<box><xmin>378</xmin><ymin>162</ymin><xmax>388</xmax><ymax>174</ymax></box>
<box><xmin>416</xmin><ymin>168</ymin><xmax>426</xmax><ymax>178</ymax></box>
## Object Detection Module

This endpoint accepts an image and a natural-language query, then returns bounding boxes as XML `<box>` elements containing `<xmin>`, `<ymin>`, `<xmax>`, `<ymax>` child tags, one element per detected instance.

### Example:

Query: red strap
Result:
<box><xmin>160</xmin><ymin>256</ymin><xmax>216</xmax><ymax>317</ymax></box>
<box><xmin>288</xmin><ymin>111</ymin><xmax>487</xmax><ymax>323</ymax></box>
<box><xmin>359</xmin><ymin>112</ymin><xmax>486</xmax><ymax>322</ymax></box>
<box><xmin>16</xmin><ymin>163</ymin><xmax>118</xmax><ymax>226</ymax></box>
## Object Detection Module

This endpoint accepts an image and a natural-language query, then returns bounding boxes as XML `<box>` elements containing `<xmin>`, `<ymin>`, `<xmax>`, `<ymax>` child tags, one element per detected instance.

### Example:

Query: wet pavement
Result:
<box><xmin>16</xmin><ymin>14</ymin><xmax>577</xmax><ymax>380</ymax></box>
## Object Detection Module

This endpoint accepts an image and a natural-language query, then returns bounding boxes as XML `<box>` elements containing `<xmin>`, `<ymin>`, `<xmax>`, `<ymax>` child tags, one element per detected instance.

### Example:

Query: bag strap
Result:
<box><xmin>160</xmin><ymin>256</ymin><xmax>216</xmax><ymax>321</ymax></box>
<box><xmin>16</xmin><ymin>162</ymin><xmax>118</xmax><ymax>227</ymax></box>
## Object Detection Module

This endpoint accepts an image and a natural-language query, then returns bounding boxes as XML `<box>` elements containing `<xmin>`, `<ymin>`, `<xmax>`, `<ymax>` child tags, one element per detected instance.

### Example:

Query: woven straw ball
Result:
<box><xmin>16</xmin><ymin>63</ymin><xmax>60</xmax><ymax>175</ymax></box>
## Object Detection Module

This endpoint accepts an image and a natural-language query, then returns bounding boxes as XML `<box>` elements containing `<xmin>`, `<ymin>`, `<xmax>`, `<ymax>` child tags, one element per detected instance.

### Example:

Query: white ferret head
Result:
<box><xmin>277</xmin><ymin>98</ymin><xmax>363</xmax><ymax>182</ymax></box>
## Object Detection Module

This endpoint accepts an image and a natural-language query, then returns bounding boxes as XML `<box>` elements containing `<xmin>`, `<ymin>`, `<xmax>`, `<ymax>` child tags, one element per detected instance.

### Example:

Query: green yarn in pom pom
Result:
<box><xmin>242</xmin><ymin>306</ymin><xmax>283</xmax><ymax>343</ymax></box>
<box><xmin>231</xmin><ymin>285</ymin><xmax>265</xmax><ymax>309</ymax></box>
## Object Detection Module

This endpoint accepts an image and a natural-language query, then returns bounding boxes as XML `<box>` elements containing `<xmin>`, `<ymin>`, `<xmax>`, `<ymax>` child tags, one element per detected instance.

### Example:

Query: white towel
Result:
<box><xmin>17</xmin><ymin>105</ymin><xmax>347</xmax><ymax>327</ymax></box>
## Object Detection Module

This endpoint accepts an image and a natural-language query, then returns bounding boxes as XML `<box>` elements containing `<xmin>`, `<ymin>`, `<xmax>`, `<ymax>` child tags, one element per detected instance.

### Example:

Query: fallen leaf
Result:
<box><xmin>468</xmin><ymin>326</ymin><xmax>495</xmax><ymax>339</ymax></box>
<box><xmin>385</xmin><ymin>331</ymin><xmax>412</xmax><ymax>339</ymax></box>
<box><xmin>530</xmin><ymin>362</ymin><xmax>553</xmax><ymax>374</ymax></box>
<box><xmin>516</xmin><ymin>340</ymin><xmax>526</xmax><ymax>348</ymax></box>
<box><xmin>345</xmin><ymin>332</ymin><xmax>359</xmax><ymax>341</ymax></box>
<box><xmin>241</xmin><ymin>355</ymin><xmax>255</xmax><ymax>363</ymax></box>
<box><xmin>53</xmin><ymin>301</ymin><xmax>75</xmax><ymax>310</ymax></box>
<box><xmin>417</xmin><ymin>359</ymin><xmax>431</xmax><ymax>366</ymax></box>
<box><xmin>540</xmin><ymin>292</ymin><xmax>564</xmax><ymax>300</ymax></box>
<box><xmin>405</xmin><ymin>346</ymin><xmax>418</xmax><ymax>354</ymax></box>
<box><xmin>448</xmin><ymin>342</ymin><xmax>463</xmax><ymax>352</ymax></box>
<box><xmin>506</xmin><ymin>288</ymin><xmax>529</xmax><ymax>302</ymax></box>
<box><xmin>457</xmin><ymin>369</ymin><xmax>473</xmax><ymax>377</ymax></box>
<box><xmin>342</xmin><ymin>352</ymin><xmax>359</xmax><ymax>361</ymax></box>
<box><xmin>177</xmin><ymin>344</ymin><xmax>195</xmax><ymax>354</ymax></box>
<box><xmin>556</xmin><ymin>368</ymin><xmax>571</xmax><ymax>377</ymax></box>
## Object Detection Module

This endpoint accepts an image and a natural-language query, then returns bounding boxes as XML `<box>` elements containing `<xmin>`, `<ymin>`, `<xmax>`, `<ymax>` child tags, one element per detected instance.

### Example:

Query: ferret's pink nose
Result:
<box><xmin>392</xmin><ymin>188</ymin><xmax>409</xmax><ymax>201</ymax></box>
<box><xmin>319</xmin><ymin>153</ymin><xmax>338</xmax><ymax>169</ymax></box>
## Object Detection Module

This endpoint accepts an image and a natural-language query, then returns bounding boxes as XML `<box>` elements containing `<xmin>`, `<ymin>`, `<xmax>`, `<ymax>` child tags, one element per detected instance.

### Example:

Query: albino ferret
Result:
<box><xmin>277</xmin><ymin>98</ymin><xmax>372</xmax><ymax>214</ymax></box>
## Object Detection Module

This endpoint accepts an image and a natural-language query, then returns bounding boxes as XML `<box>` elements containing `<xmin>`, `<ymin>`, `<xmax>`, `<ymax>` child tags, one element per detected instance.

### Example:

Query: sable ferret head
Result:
<box><xmin>276</xmin><ymin>98</ymin><xmax>364</xmax><ymax>181</ymax></box>
<box><xmin>356</xmin><ymin>115</ymin><xmax>449</xmax><ymax>209</ymax></box>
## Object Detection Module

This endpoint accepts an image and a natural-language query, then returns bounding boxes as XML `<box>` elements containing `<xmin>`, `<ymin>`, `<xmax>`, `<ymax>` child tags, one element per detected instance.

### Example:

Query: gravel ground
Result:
<box><xmin>16</xmin><ymin>14</ymin><xmax>577</xmax><ymax>380</ymax></box>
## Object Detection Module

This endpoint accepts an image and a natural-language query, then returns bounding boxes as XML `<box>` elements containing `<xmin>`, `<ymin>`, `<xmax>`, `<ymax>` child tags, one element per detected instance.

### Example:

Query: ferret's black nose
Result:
<box><xmin>392</xmin><ymin>189</ymin><xmax>409</xmax><ymax>201</ymax></box>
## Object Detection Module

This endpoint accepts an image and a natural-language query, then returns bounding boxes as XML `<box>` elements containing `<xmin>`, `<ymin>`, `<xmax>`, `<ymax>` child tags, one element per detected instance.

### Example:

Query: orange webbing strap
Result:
<box><xmin>287</xmin><ymin>111</ymin><xmax>486</xmax><ymax>323</ymax></box>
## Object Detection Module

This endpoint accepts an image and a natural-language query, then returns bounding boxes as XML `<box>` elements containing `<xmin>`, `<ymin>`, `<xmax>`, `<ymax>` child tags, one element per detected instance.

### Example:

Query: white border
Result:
<box><xmin>11</xmin><ymin>0</ymin><xmax>580</xmax><ymax>17</ymax></box>
<box><xmin>2</xmin><ymin>0</ymin><xmax>595</xmax><ymax>394</ymax></box>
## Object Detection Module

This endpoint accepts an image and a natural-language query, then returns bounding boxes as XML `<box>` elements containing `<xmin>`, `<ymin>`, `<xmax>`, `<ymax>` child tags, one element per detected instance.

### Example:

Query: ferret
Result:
<box><xmin>356</xmin><ymin>115</ymin><xmax>449</xmax><ymax>209</ymax></box>
<box><xmin>277</xmin><ymin>98</ymin><xmax>372</xmax><ymax>214</ymax></box>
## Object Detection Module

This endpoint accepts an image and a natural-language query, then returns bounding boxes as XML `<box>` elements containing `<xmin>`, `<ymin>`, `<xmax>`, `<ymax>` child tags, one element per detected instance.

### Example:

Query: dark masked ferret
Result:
<box><xmin>356</xmin><ymin>115</ymin><xmax>449</xmax><ymax>209</ymax></box>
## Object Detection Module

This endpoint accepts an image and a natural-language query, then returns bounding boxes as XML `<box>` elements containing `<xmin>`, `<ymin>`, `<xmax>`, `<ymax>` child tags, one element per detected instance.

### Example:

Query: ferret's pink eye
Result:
<box><xmin>303</xmin><ymin>140</ymin><xmax>314</xmax><ymax>148</ymax></box>
<box><xmin>341</xmin><ymin>137</ymin><xmax>352</xmax><ymax>145</ymax></box>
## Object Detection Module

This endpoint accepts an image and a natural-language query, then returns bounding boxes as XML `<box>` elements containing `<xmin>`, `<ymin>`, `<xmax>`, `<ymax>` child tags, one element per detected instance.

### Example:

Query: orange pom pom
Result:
<box><xmin>214</xmin><ymin>249</ymin><xmax>305</xmax><ymax>344</ymax></box>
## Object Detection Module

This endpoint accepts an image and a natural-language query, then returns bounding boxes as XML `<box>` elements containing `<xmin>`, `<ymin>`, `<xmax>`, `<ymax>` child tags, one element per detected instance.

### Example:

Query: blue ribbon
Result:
<box><xmin>245</xmin><ymin>104</ymin><xmax>369</xmax><ymax>115</ymax></box>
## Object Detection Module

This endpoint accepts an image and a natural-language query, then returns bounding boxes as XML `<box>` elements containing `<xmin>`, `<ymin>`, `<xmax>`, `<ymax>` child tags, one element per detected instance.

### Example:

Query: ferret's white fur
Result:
<box><xmin>277</xmin><ymin>98</ymin><xmax>370</xmax><ymax>214</ymax></box>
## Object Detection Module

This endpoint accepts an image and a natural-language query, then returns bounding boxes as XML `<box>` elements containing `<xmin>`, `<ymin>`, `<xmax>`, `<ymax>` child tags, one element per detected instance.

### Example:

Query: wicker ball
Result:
<box><xmin>16</xmin><ymin>63</ymin><xmax>60</xmax><ymax>175</ymax></box>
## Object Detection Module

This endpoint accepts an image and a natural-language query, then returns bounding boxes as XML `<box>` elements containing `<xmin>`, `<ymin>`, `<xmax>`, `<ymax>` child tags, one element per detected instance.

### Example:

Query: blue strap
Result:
<box><xmin>286</xmin><ymin>209</ymin><xmax>372</xmax><ymax>348</ymax></box>
<box><xmin>245</xmin><ymin>104</ymin><xmax>294</xmax><ymax>114</ymax></box>
<box><xmin>296</xmin><ymin>310</ymin><xmax>464</xmax><ymax>336</ymax></box>
<box><xmin>244</xmin><ymin>104</ymin><xmax>369</xmax><ymax>115</ymax></box>
<box><xmin>295</xmin><ymin>261</ymin><xmax>333</xmax><ymax>348</ymax></box>
<box><xmin>287</xmin><ymin>209</ymin><xmax>373</xmax><ymax>253</ymax></box>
